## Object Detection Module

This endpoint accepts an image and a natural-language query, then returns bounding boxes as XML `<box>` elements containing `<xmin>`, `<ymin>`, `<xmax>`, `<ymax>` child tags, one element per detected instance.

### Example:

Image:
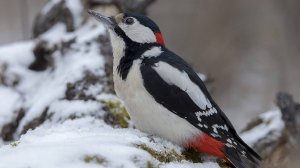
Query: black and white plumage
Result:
<box><xmin>88</xmin><ymin>10</ymin><xmax>261</xmax><ymax>168</ymax></box>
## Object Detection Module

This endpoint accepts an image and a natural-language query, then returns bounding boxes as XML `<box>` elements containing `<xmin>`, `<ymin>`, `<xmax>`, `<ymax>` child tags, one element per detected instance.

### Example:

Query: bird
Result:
<box><xmin>88</xmin><ymin>10</ymin><xmax>261</xmax><ymax>168</ymax></box>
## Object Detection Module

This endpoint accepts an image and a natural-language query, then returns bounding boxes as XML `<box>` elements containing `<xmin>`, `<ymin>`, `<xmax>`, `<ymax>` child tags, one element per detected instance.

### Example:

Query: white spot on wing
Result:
<box><xmin>212</xmin><ymin>124</ymin><xmax>229</xmax><ymax>134</ymax></box>
<box><xmin>227</xmin><ymin>138</ymin><xmax>232</xmax><ymax>144</ymax></box>
<box><xmin>142</xmin><ymin>46</ymin><xmax>162</xmax><ymax>58</ymax></box>
<box><xmin>225</xmin><ymin>143</ymin><xmax>234</xmax><ymax>148</ymax></box>
<box><xmin>210</xmin><ymin>133</ymin><xmax>221</xmax><ymax>138</ymax></box>
<box><xmin>195</xmin><ymin>107</ymin><xmax>217</xmax><ymax>122</ymax></box>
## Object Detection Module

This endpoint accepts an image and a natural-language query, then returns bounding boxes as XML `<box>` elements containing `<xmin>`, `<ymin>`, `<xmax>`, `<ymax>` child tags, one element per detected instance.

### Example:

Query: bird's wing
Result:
<box><xmin>140</xmin><ymin>51</ymin><xmax>234</xmax><ymax>142</ymax></box>
<box><xmin>140</xmin><ymin>49</ymin><xmax>261</xmax><ymax>166</ymax></box>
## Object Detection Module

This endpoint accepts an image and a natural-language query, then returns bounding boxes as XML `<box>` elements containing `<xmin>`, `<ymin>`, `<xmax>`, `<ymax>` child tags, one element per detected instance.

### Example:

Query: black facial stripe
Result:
<box><xmin>113</xmin><ymin>26</ymin><xmax>132</xmax><ymax>44</ymax></box>
<box><xmin>117</xmin><ymin>40</ymin><xmax>160</xmax><ymax>80</ymax></box>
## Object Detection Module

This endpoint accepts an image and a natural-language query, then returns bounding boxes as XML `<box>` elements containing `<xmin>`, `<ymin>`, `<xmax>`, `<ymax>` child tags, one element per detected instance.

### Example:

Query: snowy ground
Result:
<box><xmin>0</xmin><ymin>0</ymin><xmax>221</xmax><ymax>167</ymax></box>
<box><xmin>0</xmin><ymin>117</ymin><xmax>221</xmax><ymax>168</ymax></box>
<box><xmin>0</xmin><ymin>0</ymin><xmax>285</xmax><ymax>167</ymax></box>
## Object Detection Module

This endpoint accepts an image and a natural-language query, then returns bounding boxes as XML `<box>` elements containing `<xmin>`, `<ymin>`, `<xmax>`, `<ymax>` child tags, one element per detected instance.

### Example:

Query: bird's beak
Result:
<box><xmin>88</xmin><ymin>10</ymin><xmax>116</xmax><ymax>29</ymax></box>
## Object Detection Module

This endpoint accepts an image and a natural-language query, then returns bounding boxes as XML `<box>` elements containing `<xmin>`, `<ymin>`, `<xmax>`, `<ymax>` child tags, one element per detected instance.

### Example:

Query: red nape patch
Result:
<box><xmin>155</xmin><ymin>32</ymin><xmax>165</xmax><ymax>46</ymax></box>
<box><xmin>185</xmin><ymin>134</ymin><xmax>226</xmax><ymax>159</ymax></box>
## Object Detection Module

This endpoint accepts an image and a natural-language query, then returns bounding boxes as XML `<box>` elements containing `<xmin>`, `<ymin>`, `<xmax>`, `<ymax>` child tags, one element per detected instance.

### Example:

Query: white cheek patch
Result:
<box><xmin>119</xmin><ymin>20</ymin><xmax>156</xmax><ymax>43</ymax></box>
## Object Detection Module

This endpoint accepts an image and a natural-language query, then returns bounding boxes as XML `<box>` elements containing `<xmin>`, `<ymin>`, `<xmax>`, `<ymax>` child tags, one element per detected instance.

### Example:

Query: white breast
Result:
<box><xmin>109</xmin><ymin>31</ymin><xmax>201</xmax><ymax>144</ymax></box>
<box><xmin>113</xmin><ymin>58</ymin><xmax>201</xmax><ymax>144</ymax></box>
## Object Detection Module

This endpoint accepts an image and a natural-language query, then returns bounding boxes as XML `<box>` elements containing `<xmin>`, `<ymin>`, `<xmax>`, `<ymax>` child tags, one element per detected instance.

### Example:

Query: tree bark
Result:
<box><xmin>241</xmin><ymin>92</ymin><xmax>300</xmax><ymax>168</ymax></box>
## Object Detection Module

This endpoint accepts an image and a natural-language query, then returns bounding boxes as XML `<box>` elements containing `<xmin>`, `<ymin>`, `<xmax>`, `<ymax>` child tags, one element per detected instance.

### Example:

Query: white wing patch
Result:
<box><xmin>142</xmin><ymin>46</ymin><xmax>162</xmax><ymax>58</ymax></box>
<box><xmin>153</xmin><ymin>61</ymin><xmax>211</xmax><ymax>110</ymax></box>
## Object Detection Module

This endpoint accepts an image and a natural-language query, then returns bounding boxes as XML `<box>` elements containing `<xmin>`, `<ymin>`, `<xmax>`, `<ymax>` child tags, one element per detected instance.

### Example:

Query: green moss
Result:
<box><xmin>216</xmin><ymin>158</ymin><xmax>232</xmax><ymax>168</ymax></box>
<box><xmin>132</xmin><ymin>156</ymin><xmax>158</xmax><ymax>168</ymax></box>
<box><xmin>102</xmin><ymin>100</ymin><xmax>130</xmax><ymax>128</ymax></box>
<box><xmin>137</xmin><ymin>144</ymin><xmax>185</xmax><ymax>163</ymax></box>
<box><xmin>83</xmin><ymin>155</ymin><xmax>106</xmax><ymax>165</ymax></box>
<box><xmin>182</xmin><ymin>148</ymin><xmax>202</xmax><ymax>163</ymax></box>
<box><xmin>146</xmin><ymin>161</ymin><xmax>159</xmax><ymax>168</ymax></box>
<box><xmin>136</xmin><ymin>143</ymin><xmax>207</xmax><ymax>165</ymax></box>
<box><xmin>10</xmin><ymin>141</ymin><xmax>19</xmax><ymax>147</ymax></box>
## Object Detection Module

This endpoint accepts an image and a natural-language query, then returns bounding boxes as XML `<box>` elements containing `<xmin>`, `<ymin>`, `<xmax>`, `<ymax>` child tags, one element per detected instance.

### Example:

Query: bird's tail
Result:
<box><xmin>186</xmin><ymin>133</ymin><xmax>261</xmax><ymax>168</ymax></box>
<box><xmin>224</xmin><ymin>136</ymin><xmax>261</xmax><ymax>168</ymax></box>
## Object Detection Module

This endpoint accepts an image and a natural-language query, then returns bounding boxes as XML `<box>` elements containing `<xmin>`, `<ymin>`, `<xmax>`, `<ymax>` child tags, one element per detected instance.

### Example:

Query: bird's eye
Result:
<box><xmin>124</xmin><ymin>17</ymin><xmax>134</xmax><ymax>25</ymax></box>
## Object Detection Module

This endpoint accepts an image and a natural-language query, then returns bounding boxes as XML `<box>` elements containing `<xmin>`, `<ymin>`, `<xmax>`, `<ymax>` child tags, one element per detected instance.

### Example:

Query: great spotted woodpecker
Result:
<box><xmin>88</xmin><ymin>10</ymin><xmax>261</xmax><ymax>168</ymax></box>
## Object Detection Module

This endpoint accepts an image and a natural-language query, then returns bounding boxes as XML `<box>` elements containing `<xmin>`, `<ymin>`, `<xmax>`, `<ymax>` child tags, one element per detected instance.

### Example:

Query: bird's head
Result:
<box><xmin>88</xmin><ymin>10</ymin><xmax>165</xmax><ymax>46</ymax></box>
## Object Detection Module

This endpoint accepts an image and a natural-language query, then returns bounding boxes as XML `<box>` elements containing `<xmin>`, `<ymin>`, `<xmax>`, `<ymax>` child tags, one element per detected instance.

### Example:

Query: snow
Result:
<box><xmin>0</xmin><ymin>42</ymin><xmax>35</xmax><ymax>66</ymax></box>
<box><xmin>0</xmin><ymin>0</ymin><xmax>272</xmax><ymax>167</ymax></box>
<box><xmin>161</xmin><ymin>162</ymin><xmax>220</xmax><ymax>168</ymax></box>
<box><xmin>16</xmin><ymin>44</ymin><xmax>105</xmax><ymax>133</ymax></box>
<box><xmin>240</xmin><ymin>109</ymin><xmax>285</xmax><ymax>147</ymax></box>
<box><xmin>76</xmin><ymin>23</ymin><xmax>106</xmax><ymax>43</ymax></box>
<box><xmin>0</xmin><ymin>18</ymin><xmax>220</xmax><ymax>167</ymax></box>
<box><xmin>41</xmin><ymin>0</ymin><xmax>61</xmax><ymax>14</ymax></box>
<box><xmin>0</xmin><ymin>2</ymin><xmax>107</xmax><ymax>134</ymax></box>
<box><xmin>0</xmin><ymin>87</ymin><xmax>22</xmax><ymax>128</ymax></box>
<box><xmin>40</xmin><ymin>21</ymin><xmax>105</xmax><ymax>46</ymax></box>
<box><xmin>0</xmin><ymin>117</ymin><xmax>220</xmax><ymax>168</ymax></box>
<box><xmin>1</xmin><ymin>2</ymin><xmax>218</xmax><ymax>166</ymax></box>
<box><xmin>65</xmin><ymin>0</ymin><xmax>84</xmax><ymax>28</ymax></box>
<box><xmin>48</xmin><ymin>100</ymin><xmax>103</xmax><ymax>121</ymax></box>
<box><xmin>41</xmin><ymin>0</ymin><xmax>84</xmax><ymax>28</ymax></box>
<box><xmin>0</xmin><ymin>20</ymin><xmax>107</xmax><ymax>134</ymax></box>
<box><xmin>40</xmin><ymin>23</ymin><xmax>68</xmax><ymax>44</ymax></box>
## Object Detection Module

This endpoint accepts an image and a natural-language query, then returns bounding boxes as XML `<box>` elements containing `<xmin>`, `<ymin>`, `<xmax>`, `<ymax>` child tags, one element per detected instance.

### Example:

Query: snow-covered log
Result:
<box><xmin>0</xmin><ymin>1</ymin><xmax>220</xmax><ymax>168</ymax></box>
<box><xmin>240</xmin><ymin>92</ymin><xmax>300</xmax><ymax>168</ymax></box>
<box><xmin>33</xmin><ymin>0</ymin><xmax>156</xmax><ymax>37</ymax></box>
<box><xmin>1</xmin><ymin>0</ymin><xmax>299</xmax><ymax>167</ymax></box>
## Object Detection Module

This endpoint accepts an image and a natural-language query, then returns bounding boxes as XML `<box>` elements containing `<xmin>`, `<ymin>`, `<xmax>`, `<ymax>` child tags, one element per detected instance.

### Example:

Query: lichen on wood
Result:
<box><xmin>102</xmin><ymin>100</ymin><xmax>130</xmax><ymax>128</ymax></box>
<box><xmin>136</xmin><ymin>144</ymin><xmax>185</xmax><ymax>163</ymax></box>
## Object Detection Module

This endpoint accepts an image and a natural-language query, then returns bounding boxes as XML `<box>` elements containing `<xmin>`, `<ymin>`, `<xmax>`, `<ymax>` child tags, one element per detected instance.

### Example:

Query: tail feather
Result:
<box><xmin>187</xmin><ymin>133</ymin><xmax>261</xmax><ymax>168</ymax></box>
<box><xmin>235</xmin><ymin>136</ymin><xmax>262</xmax><ymax>161</ymax></box>
<box><xmin>224</xmin><ymin>141</ymin><xmax>261</xmax><ymax>168</ymax></box>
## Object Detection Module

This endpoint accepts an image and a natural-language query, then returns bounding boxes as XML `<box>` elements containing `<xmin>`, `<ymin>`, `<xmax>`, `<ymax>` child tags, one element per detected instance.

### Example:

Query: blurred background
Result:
<box><xmin>1</xmin><ymin>0</ymin><xmax>300</xmax><ymax>130</ymax></box>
